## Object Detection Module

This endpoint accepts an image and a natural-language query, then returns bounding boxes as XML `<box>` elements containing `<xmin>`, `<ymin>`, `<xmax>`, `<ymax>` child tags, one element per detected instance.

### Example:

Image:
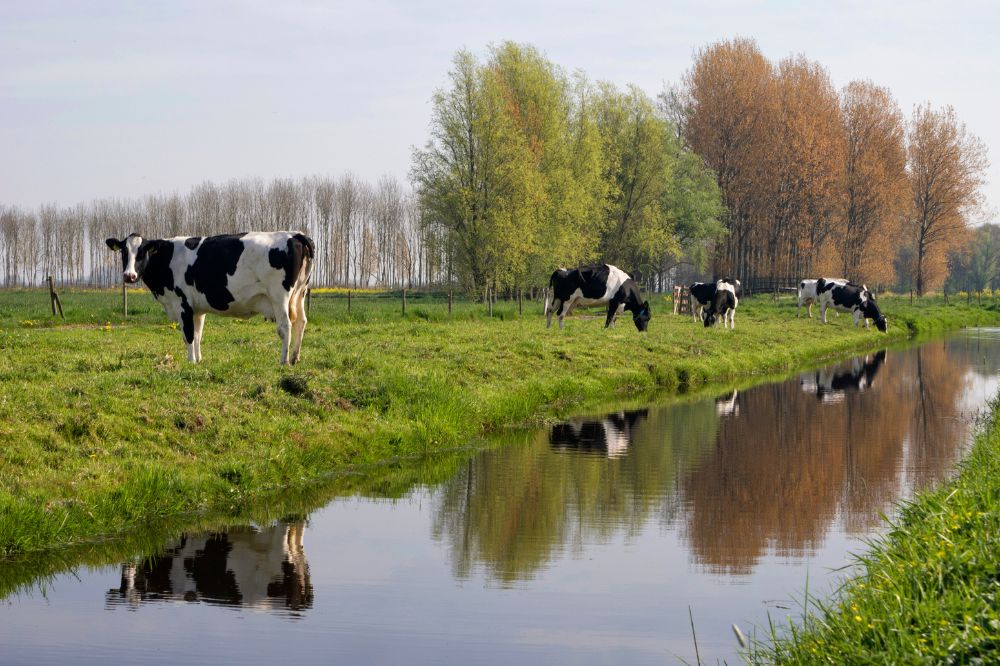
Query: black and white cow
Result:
<box><xmin>545</xmin><ymin>264</ymin><xmax>650</xmax><ymax>331</ymax></box>
<box><xmin>797</xmin><ymin>278</ymin><xmax>848</xmax><ymax>317</ymax></box>
<box><xmin>106</xmin><ymin>231</ymin><xmax>314</xmax><ymax>364</ymax></box>
<box><xmin>689</xmin><ymin>278</ymin><xmax>741</xmax><ymax>322</ymax></box>
<box><xmin>816</xmin><ymin>279</ymin><xmax>887</xmax><ymax>332</ymax></box>
<box><xmin>703</xmin><ymin>279</ymin><xmax>738</xmax><ymax>329</ymax></box>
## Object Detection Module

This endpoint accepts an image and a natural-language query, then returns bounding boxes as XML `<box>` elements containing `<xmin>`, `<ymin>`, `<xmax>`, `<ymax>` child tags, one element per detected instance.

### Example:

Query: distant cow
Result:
<box><xmin>689</xmin><ymin>278</ymin><xmax>740</xmax><ymax>322</ymax></box>
<box><xmin>106</xmin><ymin>231</ymin><xmax>314</xmax><ymax>364</ymax></box>
<box><xmin>546</xmin><ymin>264</ymin><xmax>650</xmax><ymax>331</ymax></box>
<box><xmin>715</xmin><ymin>389</ymin><xmax>739</xmax><ymax>417</ymax></box>
<box><xmin>816</xmin><ymin>279</ymin><xmax>887</xmax><ymax>332</ymax></box>
<box><xmin>798</xmin><ymin>278</ymin><xmax>848</xmax><ymax>317</ymax></box>
<box><xmin>703</xmin><ymin>279</ymin><xmax>738</xmax><ymax>329</ymax></box>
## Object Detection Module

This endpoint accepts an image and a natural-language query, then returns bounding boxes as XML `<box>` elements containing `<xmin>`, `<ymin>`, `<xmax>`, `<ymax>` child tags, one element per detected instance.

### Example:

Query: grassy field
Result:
<box><xmin>2</xmin><ymin>287</ymin><xmax>1000</xmax><ymax>557</ymax></box>
<box><xmin>749</xmin><ymin>397</ymin><xmax>1000</xmax><ymax>664</ymax></box>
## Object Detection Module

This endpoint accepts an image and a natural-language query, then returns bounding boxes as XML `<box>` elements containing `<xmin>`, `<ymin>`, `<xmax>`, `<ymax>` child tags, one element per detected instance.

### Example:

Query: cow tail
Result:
<box><xmin>296</xmin><ymin>233</ymin><xmax>315</xmax><ymax>288</ymax></box>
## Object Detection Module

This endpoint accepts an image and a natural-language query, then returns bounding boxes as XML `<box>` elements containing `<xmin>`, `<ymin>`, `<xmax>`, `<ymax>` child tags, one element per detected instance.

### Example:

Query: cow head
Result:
<box><xmin>862</xmin><ymin>299</ymin><xmax>888</xmax><ymax>332</ymax></box>
<box><xmin>105</xmin><ymin>234</ymin><xmax>162</xmax><ymax>284</ymax></box>
<box><xmin>632</xmin><ymin>301</ymin><xmax>651</xmax><ymax>331</ymax></box>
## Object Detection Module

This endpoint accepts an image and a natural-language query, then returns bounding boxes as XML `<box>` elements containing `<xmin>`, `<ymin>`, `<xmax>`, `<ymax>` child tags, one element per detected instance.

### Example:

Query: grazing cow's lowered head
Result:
<box><xmin>546</xmin><ymin>264</ymin><xmax>650</xmax><ymax>331</ymax></box>
<box><xmin>817</xmin><ymin>281</ymin><xmax>887</xmax><ymax>332</ymax></box>
<box><xmin>703</xmin><ymin>279</ymin><xmax>738</xmax><ymax>329</ymax></box>
<box><xmin>105</xmin><ymin>231</ymin><xmax>315</xmax><ymax>364</ymax></box>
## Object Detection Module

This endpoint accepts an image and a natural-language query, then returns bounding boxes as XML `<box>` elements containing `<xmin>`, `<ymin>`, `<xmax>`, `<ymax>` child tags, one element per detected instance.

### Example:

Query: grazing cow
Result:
<box><xmin>545</xmin><ymin>264</ymin><xmax>650</xmax><ymax>331</ymax></box>
<box><xmin>689</xmin><ymin>278</ymin><xmax>741</xmax><ymax>322</ymax></box>
<box><xmin>817</xmin><ymin>279</ymin><xmax>887</xmax><ymax>332</ymax></box>
<box><xmin>797</xmin><ymin>278</ymin><xmax>848</xmax><ymax>317</ymax></box>
<box><xmin>799</xmin><ymin>351</ymin><xmax>886</xmax><ymax>404</ymax></box>
<box><xmin>106</xmin><ymin>232</ymin><xmax>314</xmax><ymax>364</ymax></box>
<box><xmin>550</xmin><ymin>409</ymin><xmax>648</xmax><ymax>458</ymax></box>
<box><xmin>703</xmin><ymin>279</ymin><xmax>738</xmax><ymax>329</ymax></box>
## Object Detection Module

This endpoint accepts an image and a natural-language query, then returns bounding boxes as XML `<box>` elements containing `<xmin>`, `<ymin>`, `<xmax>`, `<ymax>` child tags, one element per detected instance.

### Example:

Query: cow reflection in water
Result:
<box><xmin>715</xmin><ymin>390</ymin><xmax>739</xmax><ymax>417</ymax></box>
<box><xmin>549</xmin><ymin>410</ymin><xmax>648</xmax><ymax>458</ymax></box>
<box><xmin>799</xmin><ymin>350</ymin><xmax>886</xmax><ymax>403</ymax></box>
<box><xmin>107</xmin><ymin>521</ymin><xmax>312</xmax><ymax>613</ymax></box>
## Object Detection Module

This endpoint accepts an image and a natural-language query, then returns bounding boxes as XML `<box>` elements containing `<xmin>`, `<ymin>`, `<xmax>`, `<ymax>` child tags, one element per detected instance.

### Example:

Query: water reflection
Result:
<box><xmin>434</xmin><ymin>339</ymin><xmax>991</xmax><ymax>581</ymax></box>
<box><xmin>550</xmin><ymin>409</ymin><xmax>648</xmax><ymax>458</ymax></box>
<box><xmin>105</xmin><ymin>521</ymin><xmax>312</xmax><ymax>614</ymax></box>
<box><xmin>799</xmin><ymin>350</ymin><xmax>885</xmax><ymax>403</ymax></box>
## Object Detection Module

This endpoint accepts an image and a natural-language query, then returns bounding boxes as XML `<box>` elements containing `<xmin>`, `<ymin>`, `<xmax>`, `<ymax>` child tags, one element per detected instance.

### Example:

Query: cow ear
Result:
<box><xmin>105</xmin><ymin>238</ymin><xmax>122</xmax><ymax>251</ymax></box>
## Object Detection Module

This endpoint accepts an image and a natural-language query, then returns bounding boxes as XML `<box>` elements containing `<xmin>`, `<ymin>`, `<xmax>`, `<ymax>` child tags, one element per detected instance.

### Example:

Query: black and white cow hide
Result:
<box><xmin>690</xmin><ymin>278</ymin><xmax>741</xmax><ymax>322</ymax></box>
<box><xmin>106</xmin><ymin>231</ymin><xmax>314</xmax><ymax>364</ymax></box>
<box><xmin>797</xmin><ymin>278</ymin><xmax>848</xmax><ymax>318</ymax></box>
<box><xmin>703</xmin><ymin>279</ymin><xmax>738</xmax><ymax>329</ymax></box>
<box><xmin>545</xmin><ymin>264</ymin><xmax>650</xmax><ymax>331</ymax></box>
<box><xmin>816</xmin><ymin>279</ymin><xmax>887</xmax><ymax>332</ymax></box>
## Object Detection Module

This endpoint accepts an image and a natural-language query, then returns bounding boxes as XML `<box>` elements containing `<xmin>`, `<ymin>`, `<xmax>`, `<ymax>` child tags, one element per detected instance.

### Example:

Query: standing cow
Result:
<box><xmin>545</xmin><ymin>264</ymin><xmax>650</xmax><ymax>331</ymax></box>
<box><xmin>816</xmin><ymin>279</ymin><xmax>887</xmax><ymax>332</ymax></box>
<box><xmin>106</xmin><ymin>231</ymin><xmax>314</xmax><ymax>364</ymax></box>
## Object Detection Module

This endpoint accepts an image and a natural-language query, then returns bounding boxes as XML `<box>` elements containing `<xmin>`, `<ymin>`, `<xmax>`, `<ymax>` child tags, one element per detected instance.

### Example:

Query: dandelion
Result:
<box><xmin>854</xmin><ymin>615</ymin><xmax>863</xmax><ymax>623</ymax></box>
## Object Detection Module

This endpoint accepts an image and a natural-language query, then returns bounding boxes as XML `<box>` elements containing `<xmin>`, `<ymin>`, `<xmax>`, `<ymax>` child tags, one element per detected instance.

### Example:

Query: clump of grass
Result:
<box><xmin>278</xmin><ymin>374</ymin><xmax>311</xmax><ymax>398</ymax></box>
<box><xmin>749</xmin><ymin>400</ymin><xmax>1000</xmax><ymax>664</ymax></box>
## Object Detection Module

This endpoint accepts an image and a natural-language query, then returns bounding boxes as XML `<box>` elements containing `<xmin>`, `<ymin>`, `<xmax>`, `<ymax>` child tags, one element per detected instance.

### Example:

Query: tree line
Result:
<box><xmin>0</xmin><ymin>174</ymin><xmax>445</xmax><ymax>289</ymax></box>
<box><xmin>679</xmin><ymin>37</ymin><xmax>989</xmax><ymax>294</ymax></box>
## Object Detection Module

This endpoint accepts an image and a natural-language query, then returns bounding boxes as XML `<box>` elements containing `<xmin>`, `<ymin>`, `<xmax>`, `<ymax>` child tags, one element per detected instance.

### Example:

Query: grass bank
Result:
<box><xmin>749</xmin><ymin>397</ymin><xmax>1000</xmax><ymax>664</ymax></box>
<box><xmin>1</xmin><ymin>288</ymin><xmax>999</xmax><ymax>557</ymax></box>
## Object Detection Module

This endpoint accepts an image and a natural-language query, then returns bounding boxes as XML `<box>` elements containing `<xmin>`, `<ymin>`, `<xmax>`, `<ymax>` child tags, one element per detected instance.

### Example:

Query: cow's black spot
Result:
<box><xmin>183</xmin><ymin>234</ymin><xmax>246</xmax><ymax>311</ymax></box>
<box><xmin>268</xmin><ymin>233</ymin><xmax>315</xmax><ymax>291</ymax></box>
<box><xmin>175</xmin><ymin>288</ymin><xmax>195</xmax><ymax>343</ymax></box>
<box><xmin>139</xmin><ymin>240</ymin><xmax>175</xmax><ymax>298</ymax></box>
<box><xmin>184</xmin><ymin>237</ymin><xmax>202</xmax><ymax>250</ymax></box>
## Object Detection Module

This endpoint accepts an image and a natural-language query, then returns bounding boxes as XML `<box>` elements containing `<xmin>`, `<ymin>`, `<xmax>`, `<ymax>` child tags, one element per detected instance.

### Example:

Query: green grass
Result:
<box><xmin>748</xmin><ymin>397</ymin><xmax>1000</xmax><ymax>664</ymax></box>
<box><xmin>1</xmin><ymin>287</ymin><xmax>998</xmax><ymax>558</ymax></box>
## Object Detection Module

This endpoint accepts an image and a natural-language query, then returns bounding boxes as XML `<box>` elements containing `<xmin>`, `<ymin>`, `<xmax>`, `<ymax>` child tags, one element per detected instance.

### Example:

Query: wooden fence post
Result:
<box><xmin>448</xmin><ymin>290</ymin><xmax>453</xmax><ymax>315</ymax></box>
<box><xmin>48</xmin><ymin>275</ymin><xmax>64</xmax><ymax>319</ymax></box>
<box><xmin>122</xmin><ymin>281</ymin><xmax>128</xmax><ymax>318</ymax></box>
<box><xmin>978</xmin><ymin>290</ymin><xmax>982</xmax><ymax>306</ymax></box>
<box><xmin>487</xmin><ymin>287</ymin><xmax>493</xmax><ymax>317</ymax></box>
<box><xmin>402</xmin><ymin>288</ymin><xmax>407</xmax><ymax>316</ymax></box>
<box><xmin>944</xmin><ymin>287</ymin><xmax>949</xmax><ymax>305</ymax></box>
<box><xmin>306</xmin><ymin>288</ymin><xmax>311</xmax><ymax>315</ymax></box>
<box><xmin>347</xmin><ymin>290</ymin><xmax>352</xmax><ymax>313</ymax></box>
<box><xmin>910</xmin><ymin>289</ymin><xmax>913</xmax><ymax>305</ymax></box>
<box><xmin>518</xmin><ymin>289</ymin><xmax>523</xmax><ymax>315</ymax></box>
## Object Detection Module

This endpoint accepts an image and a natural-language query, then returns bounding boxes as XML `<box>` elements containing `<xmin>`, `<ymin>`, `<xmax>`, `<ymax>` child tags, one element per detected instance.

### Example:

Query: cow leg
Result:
<box><xmin>820</xmin><ymin>303</ymin><xmax>828</xmax><ymax>324</ymax></box>
<box><xmin>728</xmin><ymin>309</ymin><xmax>735</xmax><ymax>330</ymax></box>
<box><xmin>558</xmin><ymin>298</ymin><xmax>573</xmax><ymax>330</ymax></box>
<box><xmin>605</xmin><ymin>300</ymin><xmax>622</xmax><ymax>328</ymax></box>
<box><xmin>192</xmin><ymin>313</ymin><xmax>206</xmax><ymax>363</ymax></box>
<box><xmin>274</xmin><ymin>298</ymin><xmax>293</xmax><ymax>365</ymax></box>
<box><xmin>546</xmin><ymin>298</ymin><xmax>561</xmax><ymax>328</ymax></box>
<box><xmin>288</xmin><ymin>288</ymin><xmax>308</xmax><ymax>365</ymax></box>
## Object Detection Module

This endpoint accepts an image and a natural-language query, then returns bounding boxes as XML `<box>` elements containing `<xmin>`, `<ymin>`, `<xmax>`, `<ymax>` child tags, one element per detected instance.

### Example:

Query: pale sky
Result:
<box><xmin>2</xmin><ymin>0</ymin><xmax>997</xmax><ymax>218</ymax></box>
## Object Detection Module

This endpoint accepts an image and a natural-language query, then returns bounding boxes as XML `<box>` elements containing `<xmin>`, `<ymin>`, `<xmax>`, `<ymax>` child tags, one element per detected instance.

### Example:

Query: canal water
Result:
<box><xmin>3</xmin><ymin>331</ymin><xmax>1000</xmax><ymax>664</ymax></box>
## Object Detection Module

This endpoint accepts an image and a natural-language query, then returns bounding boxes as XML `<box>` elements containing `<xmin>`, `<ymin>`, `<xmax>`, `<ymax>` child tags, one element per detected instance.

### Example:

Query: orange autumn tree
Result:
<box><xmin>838</xmin><ymin>81</ymin><xmax>909</xmax><ymax>284</ymax></box>
<box><xmin>767</xmin><ymin>55</ymin><xmax>846</xmax><ymax>278</ymax></box>
<box><xmin>683</xmin><ymin>37</ymin><xmax>776</xmax><ymax>279</ymax></box>
<box><xmin>906</xmin><ymin>104</ymin><xmax>989</xmax><ymax>294</ymax></box>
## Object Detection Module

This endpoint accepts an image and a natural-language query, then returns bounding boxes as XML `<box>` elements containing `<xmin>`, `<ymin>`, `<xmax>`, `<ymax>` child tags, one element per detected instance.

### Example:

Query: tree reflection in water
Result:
<box><xmin>432</xmin><ymin>340</ymin><xmax>987</xmax><ymax>582</ymax></box>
